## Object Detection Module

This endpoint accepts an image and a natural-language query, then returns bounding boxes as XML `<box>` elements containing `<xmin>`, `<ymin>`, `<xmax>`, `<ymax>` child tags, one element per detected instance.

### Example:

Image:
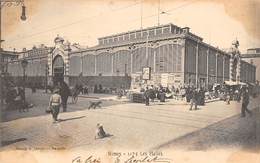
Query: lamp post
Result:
<box><xmin>21</xmin><ymin>59</ymin><xmax>28</xmax><ymax>100</ymax></box>
<box><xmin>0</xmin><ymin>0</ymin><xmax>27</xmax><ymax>110</ymax></box>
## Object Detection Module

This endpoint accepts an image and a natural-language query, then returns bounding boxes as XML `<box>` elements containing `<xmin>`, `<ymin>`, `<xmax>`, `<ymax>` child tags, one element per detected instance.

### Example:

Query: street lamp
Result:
<box><xmin>21</xmin><ymin>59</ymin><xmax>28</xmax><ymax>99</ymax></box>
<box><xmin>20</xmin><ymin>5</ymin><xmax>26</xmax><ymax>21</ymax></box>
<box><xmin>0</xmin><ymin>0</ymin><xmax>27</xmax><ymax>110</ymax></box>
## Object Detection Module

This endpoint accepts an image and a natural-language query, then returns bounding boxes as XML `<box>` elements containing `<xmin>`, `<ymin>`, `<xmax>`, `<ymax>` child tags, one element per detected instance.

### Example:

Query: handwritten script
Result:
<box><xmin>72</xmin><ymin>151</ymin><xmax>172</xmax><ymax>163</ymax></box>
<box><xmin>72</xmin><ymin>156</ymin><xmax>101</xmax><ymax>163</ymax></box>
<box><xmin>119</xmin><ymin>155</ymin><xmax>171</xmax><ymax>163</ymax></box>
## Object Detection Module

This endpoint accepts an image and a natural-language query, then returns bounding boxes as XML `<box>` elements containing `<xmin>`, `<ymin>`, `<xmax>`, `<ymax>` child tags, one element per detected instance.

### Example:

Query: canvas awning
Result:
<box><xmin>239</xmin><ymin>82</ymin><xmax>247</xmax><ymax>86</ymax></box>
<box><xmin>246</xmin><ymin>82</ymin><xmax>256</xmax><ymax>86</ymax></box>
<box><xmin>224</xmin><ymin>81</ymin><xmax>246</xmax><ymax>86</ymax></box>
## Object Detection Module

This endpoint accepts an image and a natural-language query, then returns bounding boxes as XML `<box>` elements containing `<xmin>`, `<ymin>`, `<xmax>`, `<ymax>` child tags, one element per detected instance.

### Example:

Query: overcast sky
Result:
<box><xmin>2</xmin><ymin>0</ymin><xmax>260</xmax><ymax>79</ymax></box>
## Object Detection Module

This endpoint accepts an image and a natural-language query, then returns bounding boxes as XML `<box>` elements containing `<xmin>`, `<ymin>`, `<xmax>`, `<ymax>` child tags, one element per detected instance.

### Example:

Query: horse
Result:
<box><xmin>70</xmin><ymin>86</ymin><xmax>82</xmax><ymax>104</ymax></box>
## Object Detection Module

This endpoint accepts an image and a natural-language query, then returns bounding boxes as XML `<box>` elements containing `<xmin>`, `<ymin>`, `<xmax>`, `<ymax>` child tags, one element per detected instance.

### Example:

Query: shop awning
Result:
<box><xmin>239</xmin><ymin>82</ymin><xmax>247</xmax><ymax>86</ymax></box>
<box><xmin>246</xmin><ymin>82</ymin><xmax>256</xmax><ymax>86</ymax></box>
<box><xmin>224</xmin><ymin>81</ymin><xmax>247</xmax><ymax>86</ymax></box>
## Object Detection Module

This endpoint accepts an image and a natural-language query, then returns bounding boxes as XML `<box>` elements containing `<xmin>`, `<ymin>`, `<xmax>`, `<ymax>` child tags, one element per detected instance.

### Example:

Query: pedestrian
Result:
<box><xmin>31</xmin><ymin>83</ymin><xmax>36</xmax><ymax>93</ymax></box>
<box><xmin>84</xmin><ymin>86</ymin><xmax>89</xmax><ymax>95</ymax></box>
<box><xmin>144</xmin><ymin>88</ymin><xmax>150</xmax><ymax>106</ymax></box>
<box><xmin>6</xmin><ymin>86</ymin><xmax>17</xmax><ymax>110</ymax></box>
<box><xmin>17</xmin><ymin>87</ymin><xmax>27</xmax><ymax>112</ymax></box>
<box><xmin>226</xmin><ymin>92</ymin><xmax>231</xmax><ymax>105</ymax></box>
<box><xmin>237</xmin><ymin>88</ymin><xmax>242</xmax><ymax>102</ymax></box>
<box><xmin>158</xmin><ymin>88</ymin><xmax>166</xmax><ymax>102</ymax></box>
<box><xmin>200</xmin><ymin>88</ymin><xmax>205</xmax><ymax>105</ymax></box>
<box><xmin>190</xmin><ymin>88</ymin><xmax>198</xmax><ymax>111</ymax></box>
<box><xmin>117</xmin><ymin>88</ymin><xmax>123</xmax><ymax>99</ymax></box>
<box><xmin>150</xmin><ymin>88</ymin><xmax>156</xmax><ymax>102</ymax></box>
<box><xmin>241</xmin><ymin>88</ymin><xmax>252</xmax><ymax>117</ymax></box>
<box><xmin>185</xmin><ymin>86</ymin><xmax>191</xmax><ymax>103</ymax></box>
<box><xmin>48</xmin><ymin>88</ymin><xmax>62</xmax><ymax>123</ymax></box>
<box><xmin>94</xmin><ymin>84</ymin><xmax>98</xmax><ymax>93</ymax></box>
<box><xmin>59</xmin><ymin>81</ymin><xmax>70</xmax><ymax>112</ymax></box>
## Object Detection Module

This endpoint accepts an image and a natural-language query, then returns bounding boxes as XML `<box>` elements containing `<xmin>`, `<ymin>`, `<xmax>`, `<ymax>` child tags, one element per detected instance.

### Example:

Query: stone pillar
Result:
<box><xmin>181</xmin><ymin>39</ymin><xmax>186</xmax><ymax>85</ymax></box>
<box><xmin>230</xmin><ymin>57</ymin><xmax>234</xmax><ymax>81</ymax></box>
<box><xmin>94</xmin><ymin>54</ymin><xmax>97</xmax><ymax>75</ymax></box>
<box><xmin>223</xmin><ymin>56</ymin><xmax>225</xmax><ymax>82</ymax></box>
<box><xmin>63</xmin><ymin>53</ymin><xmax>70</xmax><ymax>85</ymax></box>
<box><xmin>111</xmin><ymin>54</ymin><xmax>114</xmax><ymax>75</ymax></box>
<box><xmin>195</xmin><ymin>42</ymin><xmax>199</xmax><ymax>87</ymax></box>
<box><xmin>153</xmin><ymin>49</ymin><xmax>156</xmax><ymax>73</ymax></box>
<box><xmin>145</xmin><ymin>35</ymin><xmax>149</xmax><ymax>67</ymax></box>
<box><xmin>130</xmin><ymin>51</ymin><xmax>133</xmax><ymax>74</ymax></box>
<box><xmin>236</xmin><ymin>57</ymin><xmax>241</xmax><ymax>82</ymax></box>
<box><xmin>80</xmin><ymin>52</ymin><xmax>83</xmax><ymax>75</ymax></box>
<box><xmin>215</xmin><ymin>53</ymin><xmax>218</xmax><ymax>83</ymax></box>
<box><xmin>47</xmin><ymin>52</ymin><xmax>53</xmax><ymax>76</ymax></box>
<box><xmin>206</xmin><ymin>48</ymin><xmax>209</xmax><ymax>89</ymax></box>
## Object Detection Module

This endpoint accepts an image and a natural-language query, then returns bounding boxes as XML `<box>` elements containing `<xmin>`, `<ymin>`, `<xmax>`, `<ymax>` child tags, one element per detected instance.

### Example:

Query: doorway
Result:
<box><xmin>53</xmin><ymin>55</ymin><xmax>64</xmax><ymax>85</ymax></box>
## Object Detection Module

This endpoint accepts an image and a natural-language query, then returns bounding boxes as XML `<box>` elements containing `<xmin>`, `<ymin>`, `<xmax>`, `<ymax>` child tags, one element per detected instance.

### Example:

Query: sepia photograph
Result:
<box><xmin>0</xmin><ymin>0</ymin><xmax>260</xmax><ymax>162</ymax></box>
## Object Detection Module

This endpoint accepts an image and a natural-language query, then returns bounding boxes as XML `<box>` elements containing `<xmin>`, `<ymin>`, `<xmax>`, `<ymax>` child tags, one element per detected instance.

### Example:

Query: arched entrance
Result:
<box><xmin>53</xmin><ymin>55</ymin><xmax>64</xmax><ymax>85</ymax></box>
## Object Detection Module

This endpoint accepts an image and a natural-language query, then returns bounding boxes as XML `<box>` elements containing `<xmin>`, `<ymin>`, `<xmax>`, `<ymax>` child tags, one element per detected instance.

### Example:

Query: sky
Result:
<box><xmin>1</xmin><ymin>0</ymin><xmax>260</xmax><ymax>79</ymax></box>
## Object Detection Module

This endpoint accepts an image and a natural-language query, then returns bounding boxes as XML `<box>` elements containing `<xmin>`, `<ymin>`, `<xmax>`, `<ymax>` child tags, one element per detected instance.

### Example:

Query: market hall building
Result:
<box><xmin>7</xmin><ymin>23</ymin><xmax>256</xmax><ymax>89</ymax></box>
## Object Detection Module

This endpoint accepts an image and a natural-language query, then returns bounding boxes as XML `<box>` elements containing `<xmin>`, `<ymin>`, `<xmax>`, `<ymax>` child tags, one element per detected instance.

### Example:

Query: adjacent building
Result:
<box><xmin>0</xmin><ymin>49</ymin><xmax>19</xmax><ymax>74</ymax></box>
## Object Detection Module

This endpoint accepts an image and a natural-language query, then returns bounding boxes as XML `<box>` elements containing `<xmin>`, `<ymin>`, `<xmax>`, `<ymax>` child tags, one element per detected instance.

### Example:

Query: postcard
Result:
<box><xmin>0</xmin><ymin>0</ymin><xmax>260</xmax><ymax>162</ymax></box>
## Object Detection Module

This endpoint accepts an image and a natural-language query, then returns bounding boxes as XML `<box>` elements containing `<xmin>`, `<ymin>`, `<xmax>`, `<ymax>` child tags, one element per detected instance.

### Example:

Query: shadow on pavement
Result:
<box><xmin>1</xmin><ymin>90</ymin><xmax>128</xmax><ymax>122</ymax></box>
<box><xmin>1</xmin><ymin>138</ymin><xmax>27</xmax><ymax>147</ymax></box>
<box><xmin>153</xmin><ymin>108</ymin><xmax>259</xmax><ymax>151</ymax></box>
<box><xmin>58</xmin><ymin>116</ymin><xmax>86</xmax><ymax>122</ymax></box>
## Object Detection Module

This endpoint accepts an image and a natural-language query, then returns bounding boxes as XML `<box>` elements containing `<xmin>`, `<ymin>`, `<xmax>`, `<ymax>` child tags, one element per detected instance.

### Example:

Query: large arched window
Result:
<box><xmin>53</xmin><ymin>55</ymin><xmax>64</xmax><ymax>82</ymax></box>
<box><xmin>53</xmin><ymin>55</ymin><xmax>64</xmax><ymax>68</ymax></box>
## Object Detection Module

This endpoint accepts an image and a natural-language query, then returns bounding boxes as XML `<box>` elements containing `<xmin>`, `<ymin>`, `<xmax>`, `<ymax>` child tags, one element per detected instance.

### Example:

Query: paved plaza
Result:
<box><xmin>0</xmin><ymin>89</ymin><xmax>260</xmax><ymax>152</ymax></box>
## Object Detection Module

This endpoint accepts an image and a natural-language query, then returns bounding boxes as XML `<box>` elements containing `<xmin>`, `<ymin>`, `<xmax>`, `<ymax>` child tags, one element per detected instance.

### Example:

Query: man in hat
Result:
<box><xmin>190</xmin><ymin>88</ymin><xmax>198</xmax><ymax>111</ymax></box>
<box><xmin>144</xmin><ymin>87</ymin><xmax>150</xmax><ymax>106</ymax></box>
<box><xmin>49</xmin><ymin>88</ymin><xmax>62</xmax><ymax>123</ymax></box>
<box><xmin>241</xmin><ymin>88</ymin><xmax>252</xmax><ymax>117</ymax></box>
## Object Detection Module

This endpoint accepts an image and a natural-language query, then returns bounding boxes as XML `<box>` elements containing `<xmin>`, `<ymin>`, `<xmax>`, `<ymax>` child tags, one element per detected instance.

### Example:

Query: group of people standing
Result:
<box><xmin>220</xmin><ymin>84</ymin><xmax>253</xmax><ymax>117</ymax></box>
<box><xmin>5</xmin><ymin>85</ymin><xmax>27</xmax><ymax>112</ymax></box>
<box><xmin>3</xmin><ymin>80</ymin><xmax>32</xmax><ymax>112</ymax></box>
<box><xmin>185</xmin><ymin>87</ymin><xmax>206</xmax><ymax>111</ymax></box>
<box><xmin>143</xmin><ymin>86</ymin><xmax>168</xmax><ymax>106</ymax></box>
<box><xmin>143</xmin><ymin>85</ymin><xmax>206</xmax><ymax>109</ymax></box>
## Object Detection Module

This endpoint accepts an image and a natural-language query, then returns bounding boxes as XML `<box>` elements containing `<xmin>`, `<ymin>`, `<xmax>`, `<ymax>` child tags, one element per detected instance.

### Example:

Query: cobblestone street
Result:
<box><xmin>1</xmin><ymin>90</ymin><xmax>259</xmax><ymax>152</ymax></box>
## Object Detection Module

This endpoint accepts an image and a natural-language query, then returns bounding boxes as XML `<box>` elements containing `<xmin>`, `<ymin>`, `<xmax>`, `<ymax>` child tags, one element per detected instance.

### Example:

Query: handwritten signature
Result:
<box><xmin>116</xmin><ymin>155</ymin><xmax>172</xmax><ymax>163</ymax></box>
<box><xmin>72</xmin><ymin>156</ymin><xmax>101</xmax><ymax>163</ymax></box>
<box><xmin>72</xmin><ymin>155</ymin><xmax>172</xmax><ymax>163</ymax></box>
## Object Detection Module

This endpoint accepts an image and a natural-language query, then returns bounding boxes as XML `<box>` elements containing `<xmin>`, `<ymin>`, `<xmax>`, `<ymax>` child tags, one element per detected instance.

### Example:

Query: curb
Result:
<box><xmin>78</xmin><ymin>95</ymin><xmax>100</xmax><ymax>99</ymax></box>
